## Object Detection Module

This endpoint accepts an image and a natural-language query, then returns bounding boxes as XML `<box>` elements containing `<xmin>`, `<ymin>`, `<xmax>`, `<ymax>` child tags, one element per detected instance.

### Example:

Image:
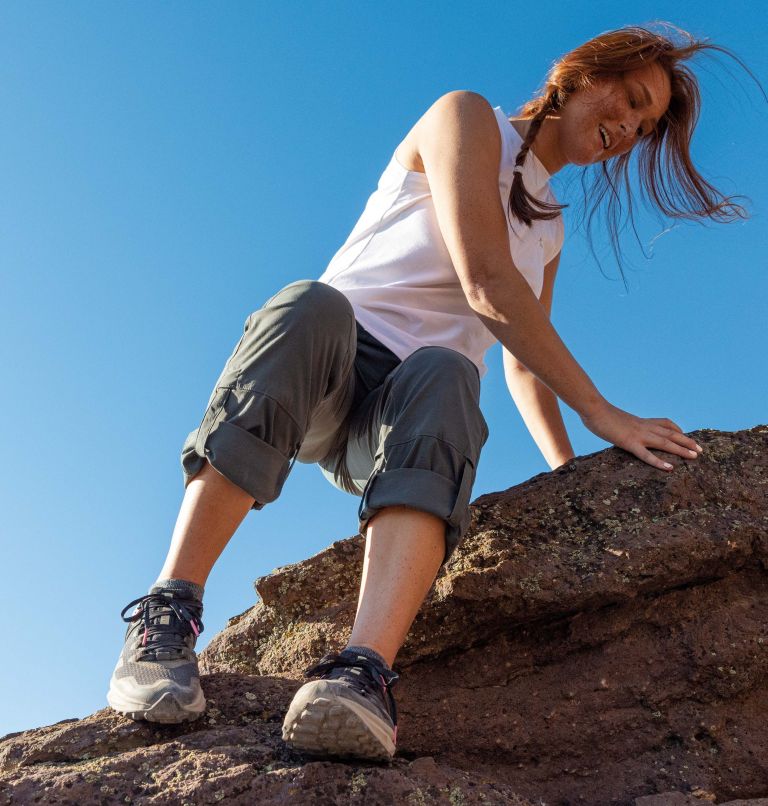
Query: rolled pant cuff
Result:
<box><xmin>186</xmin><ymin>420</ymin><xmax>291</xmax><ymax>509</ymax></box>
<box><xmin>357</xmin><ymin>464</ymin><xmax>474</xmax><ymax>566</ymax></box>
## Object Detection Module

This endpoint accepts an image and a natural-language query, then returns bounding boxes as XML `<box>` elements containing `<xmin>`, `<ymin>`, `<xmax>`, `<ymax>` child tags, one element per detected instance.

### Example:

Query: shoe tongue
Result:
<box><xmin>148</xmin><ymin>588</ymin><xmax>203</xmax><ymax>614</ymax></box>
<box><xmin>139</xmin><ymin>612</ymin><xmax>189</xmax><ymax>661</ymax></box>
<box><xmin>337</xmin><ymin>651</ymin><xmax>384</xmax><ymax>682</ymax></box>
<box><xmin>339</xmin><ymin>650</ymin><xmax>399</xmax><ymax>687</ymax></box>
<box><xmin>148</xmin><ymin>587</ymin><xmax>181</xmax><ymax>599</ymax></box>
<box><xmin>340</xmin><ymin>649</ymin><xmax>386</xmax><ymax>671</ymax></box>
<box><xmin>149</xmin><ymin>584</ymin><xmax>203</xmax><ymax>603</ymax></box>
<box><xmin>341</xmin><ymin>651</ymin><xmax>370</xmax><ymax>663</ymax></box>
<box><xmin>339</xmin><ymin>649</ymin><xmax>378</xmax><ymax>665</ymax></box>
<box><xmin>135</xmin><ymin>593</ymin><xmax>193</xmax><ymax>654</ymax></box>
<box><xmin>145</xmin><ymin>594</ymin><xmax>176</xmax><ymax>626</ymax></box>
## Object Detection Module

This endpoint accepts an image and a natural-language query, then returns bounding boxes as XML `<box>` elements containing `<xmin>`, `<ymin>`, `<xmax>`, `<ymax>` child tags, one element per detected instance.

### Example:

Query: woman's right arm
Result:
<box><xmin>415</xmin><ymin>90</ymin><xmax>703</xmax><ymax>470</ymax></box>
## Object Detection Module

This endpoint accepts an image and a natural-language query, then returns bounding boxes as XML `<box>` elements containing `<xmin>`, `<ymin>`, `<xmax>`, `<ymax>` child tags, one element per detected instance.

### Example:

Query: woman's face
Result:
<box><xmin>557</xmin><ymin>61</ymin><xmax>672</xmax><ymax>166</ymax></box>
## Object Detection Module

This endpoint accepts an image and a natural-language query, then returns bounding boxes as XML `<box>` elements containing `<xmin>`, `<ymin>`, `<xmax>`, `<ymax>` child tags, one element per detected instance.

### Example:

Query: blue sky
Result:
<box><xmin>1</xmin><ymin>2</ymin><xmax>765</xmax><ymax>738</ymax></box>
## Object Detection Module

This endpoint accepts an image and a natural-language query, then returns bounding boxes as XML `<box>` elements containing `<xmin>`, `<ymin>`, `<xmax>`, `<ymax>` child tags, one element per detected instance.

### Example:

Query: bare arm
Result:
<box><xmin>415</xmin><ymin>90</ymin><xmax>703</xmax><ymax>471</ymax></box>
<box><xmin>416</xmin><ymin>91</ymin><xmax>603</xmax><ymax>416</ymax></box>
<box><xmin>503</xmin><ymin>253</ymin><xmax>575</xmax><ymax>469</ymax></box>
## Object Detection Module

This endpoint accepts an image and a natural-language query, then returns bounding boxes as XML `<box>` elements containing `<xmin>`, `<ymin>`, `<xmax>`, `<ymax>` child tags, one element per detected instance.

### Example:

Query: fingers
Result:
<box><xmin>648</xmin><ymin>426</ymin><xmax>703</xmax><ymax>456</ymax></box>
<box><xmin>631</xmin><ymin>426</ymin><xmax>705</xmax><ymax>471</ymax></box>
<box><xmin>644</xmin><ymin>433</ymin><xmax>700</xmax><ymax>461</ymax></box>
<box><xmin>634</xmin><ymin>446</ymin><xmax>675</xmax><ymax>471</ymax></box>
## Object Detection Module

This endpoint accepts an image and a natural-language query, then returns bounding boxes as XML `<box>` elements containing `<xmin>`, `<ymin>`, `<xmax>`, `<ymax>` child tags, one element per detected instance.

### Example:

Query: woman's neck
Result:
<box><xmin>508</xmin><ymin>116</ymin><xmax>566</xmax><ymax>175</ymax></box>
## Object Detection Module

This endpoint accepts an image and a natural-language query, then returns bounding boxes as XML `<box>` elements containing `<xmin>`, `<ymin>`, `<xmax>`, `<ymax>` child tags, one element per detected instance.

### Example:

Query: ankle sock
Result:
<box><xmin>150</xmin><ymin>577</ymin><xmax>205</xmax><ymax>603</ymax></box>
<box><xmin>345</xmin><ymin>644</ymin><xmax>391</xmax><ymax>671</ymax></box>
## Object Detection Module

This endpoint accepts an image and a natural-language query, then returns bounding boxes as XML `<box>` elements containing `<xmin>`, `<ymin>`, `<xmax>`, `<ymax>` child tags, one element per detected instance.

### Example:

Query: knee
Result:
<box><xmin>388</xmin><ymin>346</ymin><xmax>488</xmax><ymax>451</ymax></box>
<box><xmin>398</xmin><ymin>346</ymin><xmax>481</xmax><ymax>396</ymax></box>
<box><xmin>252</xmin><ymin>280</ymin><xmax>354</xmax><ymax>325</ymax></box>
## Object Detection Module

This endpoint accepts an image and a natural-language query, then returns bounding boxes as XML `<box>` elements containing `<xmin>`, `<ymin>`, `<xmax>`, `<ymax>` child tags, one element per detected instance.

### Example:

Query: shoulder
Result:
<box><xmin>415</xmin><ymin>91</ymin><xmax>502</xmax><ymax>169</ymax></box>
<box><xmin>429</xmin><ymin>89</ymin><xmax>495</xmax><ymax>113</ymax></box>
<box><xmin>419</xmin><ymin>90</ymin><xmax>499</xmax><ymax>133</ymax></box>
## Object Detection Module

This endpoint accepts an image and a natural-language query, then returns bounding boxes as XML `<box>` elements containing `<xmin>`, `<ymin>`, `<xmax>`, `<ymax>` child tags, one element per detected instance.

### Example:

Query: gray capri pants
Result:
<box><xmin>180</xmin><ymin>280</ymin><xmax>489</xmax><ymax>565</ymax></box>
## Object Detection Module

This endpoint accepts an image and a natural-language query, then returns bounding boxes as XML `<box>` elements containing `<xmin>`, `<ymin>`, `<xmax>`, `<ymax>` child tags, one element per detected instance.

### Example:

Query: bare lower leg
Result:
<box><xmin>157</xmin><ymin>460</ymin><xmax>256</xmax><ymax>588</ymax></box>
<box><xmin>347</xmin><ymin>505</ymin><xmax>445</xmax><ymax>667</ymax></box>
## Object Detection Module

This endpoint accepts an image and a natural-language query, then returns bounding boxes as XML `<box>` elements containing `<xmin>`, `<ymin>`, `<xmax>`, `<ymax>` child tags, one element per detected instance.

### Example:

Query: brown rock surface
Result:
<box><xmin>2</xmin><ymin>425</ymin><xmax>767</xmax><ymax>805</ymax></box>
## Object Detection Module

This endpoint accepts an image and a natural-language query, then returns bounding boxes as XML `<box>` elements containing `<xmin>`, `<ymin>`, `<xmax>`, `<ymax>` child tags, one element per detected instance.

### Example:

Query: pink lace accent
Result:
<box><xmin>190</xmin><ymin>619</ymin><xmax>200</xmax><ymax>637</ymax></box>
<box><xmin>142</xmin><ymin>626</ymin><xmax>148</xmax><ymax>646</ymax></box>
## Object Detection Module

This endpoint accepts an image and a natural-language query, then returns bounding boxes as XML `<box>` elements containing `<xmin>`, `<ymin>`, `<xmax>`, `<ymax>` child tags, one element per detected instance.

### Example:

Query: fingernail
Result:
<box><xmin>689</xmin><ymin>450</ymin><xmax>697</xmax><ymax>456</ymax></box>
<box><xmin>663</xmin><ymin>462</ymin><xmax>672</xmax><ymax>469</ymax></box>
<box><xmin>696</xmin><ymin>444</ymin><xmax>703</xmax><ymax>452</ymax></box>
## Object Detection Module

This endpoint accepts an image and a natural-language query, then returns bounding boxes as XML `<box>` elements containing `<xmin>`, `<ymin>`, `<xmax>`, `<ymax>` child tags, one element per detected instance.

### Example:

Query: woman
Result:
<box><xmin>106</xmin><ymin>23</ymin><xmax>757</xmax><ymax>762</ymax></box>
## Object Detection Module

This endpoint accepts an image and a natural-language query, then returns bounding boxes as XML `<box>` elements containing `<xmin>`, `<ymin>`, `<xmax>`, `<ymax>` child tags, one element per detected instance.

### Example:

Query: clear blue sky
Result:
<box><xmin>1</xmin><ymin>2</ymin><xmax>765</xmax><ymax>738</ymax></box>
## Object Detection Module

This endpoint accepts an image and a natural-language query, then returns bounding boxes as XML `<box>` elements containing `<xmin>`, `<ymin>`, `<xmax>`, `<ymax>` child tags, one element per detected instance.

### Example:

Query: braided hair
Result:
<box><xmin>507</xmin><ymin>91</ymin><xmax>566</xmax><ymax>228</ymax></box>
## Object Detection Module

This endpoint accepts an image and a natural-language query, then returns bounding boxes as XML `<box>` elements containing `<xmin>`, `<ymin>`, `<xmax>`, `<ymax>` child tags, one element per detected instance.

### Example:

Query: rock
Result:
<box><xmin>2</xmin><ymin>425</ymin><xmax>767</xmax><ymax>805</ymax></box>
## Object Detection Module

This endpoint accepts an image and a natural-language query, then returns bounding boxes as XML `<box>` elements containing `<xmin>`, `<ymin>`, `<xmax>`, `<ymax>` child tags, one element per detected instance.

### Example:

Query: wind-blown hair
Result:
<box><xmin>509</xmin><ymin>22</ymin><xmax>764</xmax><ymax>283</ymax></box>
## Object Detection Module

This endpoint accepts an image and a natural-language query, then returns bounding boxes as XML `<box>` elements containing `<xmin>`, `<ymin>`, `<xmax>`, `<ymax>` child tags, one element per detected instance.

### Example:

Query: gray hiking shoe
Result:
<box><xmin>106</xmin><ymin>587</ymin><xmax>206</xmax><ymax>723</ymax></box>
<box><xmin>282</xmin><ymin>649</ymin><xmax>399</xmax><ymax>761</ymax></box>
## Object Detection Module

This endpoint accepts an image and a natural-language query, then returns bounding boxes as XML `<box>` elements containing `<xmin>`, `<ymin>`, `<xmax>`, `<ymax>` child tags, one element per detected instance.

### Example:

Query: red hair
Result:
<box><xmin>508</xmin><ymin>22</ymin><xmax>765</xmax><ymax>283</ymax></box>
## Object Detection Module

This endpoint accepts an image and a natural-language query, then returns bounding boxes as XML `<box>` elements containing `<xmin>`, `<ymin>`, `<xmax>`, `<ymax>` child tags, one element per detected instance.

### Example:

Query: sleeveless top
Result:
<box><xmin>317</xmin><ymin>105</ymin><xmax>564</xmax><ymax>379</ymax></box>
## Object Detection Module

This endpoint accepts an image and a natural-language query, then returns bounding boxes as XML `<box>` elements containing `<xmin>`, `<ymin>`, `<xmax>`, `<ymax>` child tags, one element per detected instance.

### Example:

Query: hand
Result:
<box><xmin>580</xmin><ymin>401</ymin><xmax>703</xmax><ymax>471</ymax></box>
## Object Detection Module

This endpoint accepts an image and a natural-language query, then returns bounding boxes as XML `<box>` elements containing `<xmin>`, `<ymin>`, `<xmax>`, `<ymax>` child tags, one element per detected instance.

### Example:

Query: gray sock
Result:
<box><xmin>345</xmin><ymin>644</ymin><xmax>391</xmax><ymax>671</ymax></box>
<box><xmin>150</xmin><ymin>577</ymin><xmax>205</xmax><ymax>602</ymax></box>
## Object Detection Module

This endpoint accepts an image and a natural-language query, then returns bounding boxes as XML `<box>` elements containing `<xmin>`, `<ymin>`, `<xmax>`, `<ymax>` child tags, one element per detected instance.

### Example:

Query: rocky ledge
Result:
<box><xmin>2</xmin><ymin>425</ymin><xmax>767</xmax><ymax>805</ymax></box>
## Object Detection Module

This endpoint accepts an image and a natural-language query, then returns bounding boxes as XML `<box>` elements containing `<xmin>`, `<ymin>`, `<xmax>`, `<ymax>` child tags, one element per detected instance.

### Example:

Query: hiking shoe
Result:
<box><xmin>282</xmin><ymin>649</ymin><xmax>399</xmax><ymax>761</ymax></box>
<box><xmin>106</xmin><ymin>587</ymin><xmax>206</xmax><ymax>723</ymax></box>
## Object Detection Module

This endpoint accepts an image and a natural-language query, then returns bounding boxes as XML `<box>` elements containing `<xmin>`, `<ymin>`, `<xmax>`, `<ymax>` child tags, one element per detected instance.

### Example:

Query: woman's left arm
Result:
<box><xmin>503</xmin><ymin>253</ymin><xmax>576</xmax><ymax>470</ymax></box>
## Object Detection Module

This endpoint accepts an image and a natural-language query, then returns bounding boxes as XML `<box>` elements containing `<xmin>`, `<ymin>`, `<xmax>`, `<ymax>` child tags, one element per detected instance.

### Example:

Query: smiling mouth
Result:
<box><xmin>599</xmin><ymin>124</ymin><xmax>612</xmax><ymax>149</ymax></box>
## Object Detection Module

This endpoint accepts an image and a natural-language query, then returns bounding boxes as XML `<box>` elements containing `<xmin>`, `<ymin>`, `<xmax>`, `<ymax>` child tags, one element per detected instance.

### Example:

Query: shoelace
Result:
<box><xmin>305</xmin><ymin>652</ymin><xmax>400</xmax><ymax>727</ymax></box>
<box><xmin>120</xmin><ymin>592</ymin><xmax>204</xmax><ymax>661</ymax></box>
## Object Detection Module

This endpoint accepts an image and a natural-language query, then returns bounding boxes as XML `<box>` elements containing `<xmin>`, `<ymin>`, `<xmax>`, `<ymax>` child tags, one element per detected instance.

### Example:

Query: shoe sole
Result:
<box><xmin>282</xmin><ymin>684</ymin><xmax>395</xmax><ymax>761</ymax></box>
<box><xmin>107</xmin><ymin>680</ymin><xmax>206</xmax><ymax>724</ymax></box>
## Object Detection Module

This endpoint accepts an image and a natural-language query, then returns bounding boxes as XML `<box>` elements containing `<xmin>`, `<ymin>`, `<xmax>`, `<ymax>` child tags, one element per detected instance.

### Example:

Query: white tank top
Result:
<box><xmin>317</xmin><ymin>105</ymin><xmax>564</xmax><ymax>379</ymax></box>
